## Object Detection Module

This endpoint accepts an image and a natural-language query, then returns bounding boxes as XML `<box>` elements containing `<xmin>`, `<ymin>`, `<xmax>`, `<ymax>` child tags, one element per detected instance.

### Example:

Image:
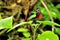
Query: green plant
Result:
<box><xmin>0</xmin><ymin>0</ymin><xmax>60</xmax><ymax>40</ymax></box>
<box><xmin>37</xmin><ymin>31</ymin><xmax>59</xmax><ymax>40</ymax></box>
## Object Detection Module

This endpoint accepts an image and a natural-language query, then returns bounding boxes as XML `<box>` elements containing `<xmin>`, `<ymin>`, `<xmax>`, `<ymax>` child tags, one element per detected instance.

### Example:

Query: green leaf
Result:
<box><xmin>31</xmin><ymin>11</ymin><xmax>36</xmax><ymax>15</ymax></box>
<box><xmin>51</xmin><ymin>11</ymin><xmax>57</xmax><ymax>19</ymax></box>
<box><xmin>39</xmin><ymin>31</ymin><xmax>59</xmax><ymax>40</ymax></box>
<box><xmin>46</xmin><ymin>4</ymin><xmax>58</xmax><ymax>19</ymax></box>
<box><xmin>37</xmin><ymin>21</ymin><xmax>60</xmax><ymax>27</ymax></box>
<box><xmin>22</xmin><ymin>38</ymin><xmax>30</xmax><ymax>40</ymax></box>
<box><xmin>43</xmin><ymin>15</ymin><xmax>50</xmax><ymax>21</ymax></box>
<box><xmin>17</xmin><ymin>28</ymin><xmax>28</xmax><ymax>32</ymax></box>
<box><xmin>56</xmin><ymin>4</ymin><xmax>60</xmax><ymax>9</ymax></box>
<box><xmin>37</xmin><ymin>34</ymin><xmax>41</xmax><ymax>40</ymax></box>
<box><xmin>54</xmin><ymin>28</ymin><xmax>60</xmax><ymax>35</ymax></box>
<box><xmin>40</xmin><ymin>7</ymin><xmax>48</xmax><ymax>15</ymax></box>
<box><xmin>0</xmin><ymin>16</ymin><xmax>13</xmax><ymax>29</ymax></box>
<box><xmin>47</xmin><ymin>4</ymin><xmax>55</xmax><ymax>11</ymax></box>
<box><xmin>56</xmin><ymin>12</ymin><xmax>60</xmax><ymax>20</ymax></box>
<box><xmin>23</xmin><ymin>32</ymin><xmax>30</xmax><ymax>38</ymax></box>
<box><xmin>28</xmin><ymin>15</ymin><xmax>36</xmax><ymax>20</ymax></box>
<box><xmin>7</xmin><ymin>37</ymin><xmax>13</xmax><ymax>40</ymax></box>
<box><xmin>28</xmin><ymin>11</ymin><xmax>36</xmax><ymax>20</ymax></box>
<box><xmin>35</xmin><ymin>6</ymin><xmax>50</xmax><ymax>21</ymax></box>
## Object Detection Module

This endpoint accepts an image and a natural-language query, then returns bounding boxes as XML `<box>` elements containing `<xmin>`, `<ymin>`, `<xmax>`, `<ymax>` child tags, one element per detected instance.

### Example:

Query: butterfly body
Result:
<box><xmin>37</xmin><ymin>13</ymin><xmax>43</xmax><ymax>20</ymax></box>
<box><xmin>36</xmin><ymin>9</ymin><xmax>43</xmax><ymax>20</ymax></box>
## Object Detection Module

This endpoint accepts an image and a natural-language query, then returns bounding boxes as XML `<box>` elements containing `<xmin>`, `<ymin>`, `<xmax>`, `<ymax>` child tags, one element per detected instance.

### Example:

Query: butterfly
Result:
<box><xmin>36</xmin><ymin>9</ymin><xmax>43</xmax><ymax>20</ymax></box>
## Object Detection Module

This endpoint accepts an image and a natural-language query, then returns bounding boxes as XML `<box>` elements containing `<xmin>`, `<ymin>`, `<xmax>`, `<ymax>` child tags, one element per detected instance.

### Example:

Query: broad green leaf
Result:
<box><xmin>56</xmin><ymin>4</ymin><xmax>60</xmax><ymax>9</ymax></box>
<box><xmin>40</xmin><ymin>7</ymin><xmax>48</xmax><ymax>15</ymax></box>
<box><xmin>22</xmin><ymin>38</ymin><xmax>30</xmax><ymax>40</ymax></box>
<box><xmin>39</xmin><ymin>31</ymin><xmax>59</xmax><ymax>40</ymax></box>
<box><xmin>0</xmin><ymin>16</ymin><xmax>13</xmax><ymax>29</ymax></box>
<box><xmin>37</xmin><ymin>21</ymin><xmax>60</xmax><ymax>27</ymax></box>
<box><xmin>54</xmin><ymin>28</ymin><xmax>60</xmax><ymax>35</ymax></box>
<box><xmin>23</xmin><ymin>32</ymin><xmax>30</xmax><ymax>38</ymax></box>
<box><xmin>17</xmin><ymin>28</ymin><xmax>28</xmax><ymax>32</ymax></box>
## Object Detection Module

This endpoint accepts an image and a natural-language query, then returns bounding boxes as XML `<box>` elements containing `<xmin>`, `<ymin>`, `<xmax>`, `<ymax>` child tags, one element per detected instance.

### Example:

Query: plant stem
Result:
<box><xmin>34</xmin><ymin>29</ymin><xmax>36</xmax><ymax>40</ymax></box>
<box><xmin>33</xmin><ymin>24</ymin><xmax>40</xmax><ymax>40</ymax></box>
<box><xmin>40</xmin><ymin>0</ymin><xmax>54</xmax><ymax>32</ymax></box>
<box><xmin>7</xmin><ymin>21</ymin><xmax>32</xmax><ymax>32</ymax></box>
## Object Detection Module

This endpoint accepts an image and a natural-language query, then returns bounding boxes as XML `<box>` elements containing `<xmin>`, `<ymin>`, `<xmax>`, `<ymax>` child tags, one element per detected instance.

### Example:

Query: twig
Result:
<box><xmin>40</xmin><ymin>0</ymin><xmax>54</xmax><ymax>32</ymax></box>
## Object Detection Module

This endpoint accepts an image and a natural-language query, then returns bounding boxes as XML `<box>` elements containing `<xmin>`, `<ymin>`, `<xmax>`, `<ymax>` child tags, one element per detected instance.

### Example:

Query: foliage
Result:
<box><xmin>17</xmin><ymin>28</ymin><xmax>28</xmax><ymax>32</ymax></box>
<box><xmin>56</xmin><ymin>4</ymin><xmax>60</xmax><ymax>9</ymax></box>
<box><xmin>54</xmin><ymin>28</ymin><xmax>60</xmax><ymax>35</ymax></box>
<box><xmin>22</xmin><ymin>38</ymin><xmax>31</xmax><ymax>40</ymax></box>
<box><xmin>37</xmin><ymin>21</ymin><xmax>60</xmax><ymax>27</ymax></box>
<box><xmin>0</xmin><ymin>16</ymin><xmax>12</xmax><ymax>29</ymax></box>
<box><xmin>0</xmin><ymin>0</ymin><xmax>60</xmax><ymax>40</ymax></box>
<box><xmin>7</xmin><ymin>36</ymin><xmax>13</xmax><ymax>40</ymax></box>
<box><xmin>37</xmin><ymin>31</ymin><xmax>59</xmax><ymax>40</ymax></box>
<box><xmin>17</xmin><ymin>28</ymin><xmax>30</xmax><ymax>37</ymax></box>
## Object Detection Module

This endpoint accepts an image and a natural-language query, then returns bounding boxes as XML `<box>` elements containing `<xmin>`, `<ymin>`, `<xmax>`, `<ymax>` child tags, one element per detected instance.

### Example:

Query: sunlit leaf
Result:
<box><xmin>17</xmin><ymin>28</ymin><xmax>28</xmax><ymax>32</ymax></box>
<box><xmin>51</xmin><ymin>11</ymin><xmax>57</xmax><ymax>19</ymax></box>
<box><xmin>7</xmin><ymin>37</ymin><xmax>13</xmax><ymax>40</ymax></box>
<box><xmin>37</xmin><ymin>21</ymin><xmax>60</xmax><ymax>27</ymax></box>
<box><xmin>39</xmin><ymin>31</ymin><xmax>59</xmax><ymax>40</ymax></box>
<box><xmin>28</xmin><ymin>15</ymin><xmax>36</xmax><ymax>20</ymax></box>
<box><xmin>23</xmin><ymin>32</ymin><xmax>30</xmax><ymax>38</ymax></box>
<box><xmin>31</xmin><ymin>11</ymin><xmax>36</xmax><ymax>15</ymax></box>
<box><xmin>40</xmin><ymin>7</ymin><xmax>48</xmax><ymax>15</ymax></box>
<box><xmin>56</xmin><ymin>4</ymin><xmax>60</xmax><ymax>9</ymax></box>
<box><xmin>0</xmin><ymin>16</ymin><xmax>13</xmax><ymax>29</ymax></box>
<box><xmin>28</xmin><ymin>11</ymin><xmax>36</xmax><ymax>20</ymax></box>
<box><xmin>22</xmin><ymin>38</ymin><xmax>30</xmax><ymax>40</ymax></box>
